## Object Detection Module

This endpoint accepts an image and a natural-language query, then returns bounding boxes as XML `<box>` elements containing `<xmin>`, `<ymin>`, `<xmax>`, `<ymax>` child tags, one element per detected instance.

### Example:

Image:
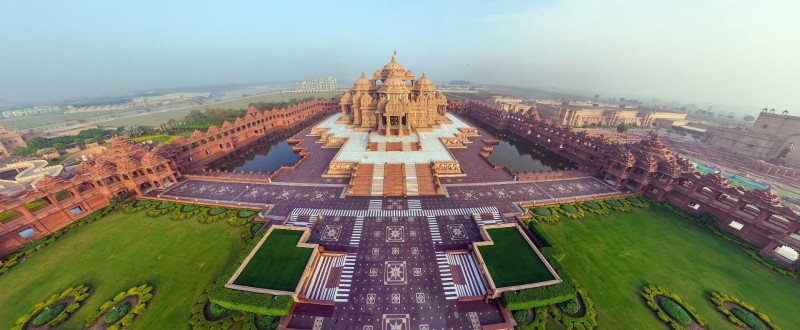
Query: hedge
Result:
<box><xmin>207</xmin><ymin>230</ymin><xmax>293</xmax><ymax>316</ymax></box>
<box><xmin>528</xmin><ymin>206</ymin><xmax>560</xmax><ymax>223</ymax></box>
<box><xmin>558</xmin><ymin>297</ymin><xmax>581</xmax><ymax>314</ymax></box>
<box><xmin>515</xmin><ymin>307</ymin><xmax>547</xmax><ymax>330</ymax></box>
<box><xmin>709</xmin><ymin>291</ymin><xmax>781</xmax><ymax>330</ymax></box>
<box><xmin>555</xmin><ymin>203</ymin><xmax>585</xmax><ymax>220</ymax></box>
<box><xmin>188</xmin><ymin>289</ymin><xmax>246</xmax><ymax>329</ymax></box>
<box><xmin>731</xmin><ymin>307</ymin><xmax>765</xmax><ymax>330</ymax></box>
<box><xmin>549</xmin><ymin>288</ymin><xmax>598</xmax><ymax>329</ymax></box>
<box><xmin>527</xmin><ymin>221</ymin><xmax>565</xmax><ymax>262</ymax></box>
<box><xmin>85</xmin><ymin>283</ymin><xmax>155</xmax><ymax>328</ymax></box>
<box><xmin>513</xmin><ymin>309</ymin><xmax>529</xmax><ymax>323</ymax></box>
<box><xmin>146</xmin><ymin>201</ymin><xmax>176</xmax><ymax>216</ymax></box>
<box><xmin>502</xmin><ymin>256</ymin><xmax>577</xmax><ymax>310</ymax></box>
<box><xmin>640</xmin><ymin>284</ymin><xmax>708</xmax><ymax>329</ymax></box>
<box><xmin>578</xmin><ymin>201</ymin><xmax>610</xmax><ymax>216</ymax></box>
<box><xmin>12</xmin><ymin>284</ymin><xmax>92</xmax><ymax>330</ymax></box>
<box><xmin>170</xmin><ymin>204</ymin><xmax>206</xmax><ymax>220</ymax></box>
<box><xmin>659</xmin><ymin>298</ymin><xmax>691</xmax><ymax>325</ymax></box>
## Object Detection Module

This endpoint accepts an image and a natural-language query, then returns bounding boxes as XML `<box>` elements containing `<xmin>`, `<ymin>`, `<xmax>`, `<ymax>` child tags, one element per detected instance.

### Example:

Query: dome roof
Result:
<box><xmin>414</xmin><ymin>73</ymin><xmax>436</xmax><ymax>92</ymax></box>
<box><xmin>378</xmin><ymin>76</ymin><xmax>410</xmax><ymax>94</ymax></box>
<box><xmin>352</xmin><ymin>72</ymin><xmax>373</xmax><ymax>91</ymax></box>
<box><xmin>381</xmin><ymin>55</ymin><xmax>406</xmax><ymax>77</ymax></box>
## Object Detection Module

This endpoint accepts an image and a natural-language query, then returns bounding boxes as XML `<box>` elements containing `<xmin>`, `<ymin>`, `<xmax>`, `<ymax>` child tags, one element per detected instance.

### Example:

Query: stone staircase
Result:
<box><xmin>370</xmin><ymin>163</ymin><xmax>384</xmax><ymax>196</ymax></box>
<box><xmin>405</xmin><ymin>162</ymin><xmax>419</xmax><ymax>196</ymax></box>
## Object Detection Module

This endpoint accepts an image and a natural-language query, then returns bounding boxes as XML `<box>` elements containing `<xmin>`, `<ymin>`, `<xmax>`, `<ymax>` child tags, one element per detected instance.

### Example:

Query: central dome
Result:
<box><xmin>381</xmin><ymin>55</ymin><xmax>406</xmax><ymax>77</ymax></box>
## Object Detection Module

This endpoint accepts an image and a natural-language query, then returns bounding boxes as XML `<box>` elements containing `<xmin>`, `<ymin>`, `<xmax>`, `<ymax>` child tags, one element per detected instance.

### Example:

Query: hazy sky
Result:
<box><xmin>1</xmin><ymin>1</ymin><xmax>798</xmax><ymax>110</ymax></box>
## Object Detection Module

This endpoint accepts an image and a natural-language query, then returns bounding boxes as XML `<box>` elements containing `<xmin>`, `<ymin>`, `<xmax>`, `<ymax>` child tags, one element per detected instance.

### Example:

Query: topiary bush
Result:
<box><xmin>659</xmin><ymin>298</ymin><xmax>691</xmax><ymax>325</ymax></box>
<box><xmin>558</xmin><ymin>297</ymin><xmax>581</xmax><ymax>314</ymax></box>
<box><xmin>124</xmin><ymin>199</ymin><xmax>153</xmax><ymax>213</ymax></box>
<box><xmin>188</xmin><ymin>288</ymin><xmax>246</xmax><ymax>329</ymax></box>
<box><xmin>227</xmin><ymin>209</ymin><xmax>258</xmax><ymax>226</ymax></box>
<box><xmin>709</xmin><ymin>291</ymin><xmax>780</xmax><ymax>330</ymax></box>
<box><xmin>528</xmin><ymin>206</ymin><xmax>560</xmax><ymax>223</ymax></box>
<box><xmin>549</xmin><ymin>288</ymin><xmax>598</xmax><ymax>329</ymax></box>
<box><xmin>556</xmin><ymin>203</ymin><xmax>585</xmax><ymax>220</ymax></box>
<box><xmin>640</xmin><ymin>284</ymin><xmax>708</xmax><ymax>329</ymax></box>
<box><xmin>578</xmin><ymin>201</ymin><xmax>610</xmax><ymax>216</ymax></box>
<box><xmin>146</xmin><ymin>201</ymin><xmax>175</xmax><ymax>216</ymax></box>
<box><xmin>12</xmin><ymin>284</ymin><xmax>92</xmax><ymax>330</ymax></box>
<box><xmin>170</xmin><ymin>203</ymin><xmax>206</xmax><ymax>220</ymax></box>
<box><xmin>199</xmin><ymin>207</ymin><xmax>232</xmax><ymax>224</ymax></box>
<box><xmin>85</xmin><ymin>283</ymin><xmax>154</xmax><ymax>328</ymax></box>
<box><xmin>513</xmin><ymin>309</ymin><xmax>529</xmax><ymax>323</ymax></box>
<box><xmin>103</xmin><ymin>301</ymin><xmax>132</xmax><ymax>324</ymax></box>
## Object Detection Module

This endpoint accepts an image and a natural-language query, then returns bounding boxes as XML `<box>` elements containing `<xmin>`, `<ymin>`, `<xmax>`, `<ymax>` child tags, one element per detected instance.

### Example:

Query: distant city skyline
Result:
<box><xmin>1</xmin><ymin>1</ymin><xmax>798</xmax><ymax>110</ymax></box>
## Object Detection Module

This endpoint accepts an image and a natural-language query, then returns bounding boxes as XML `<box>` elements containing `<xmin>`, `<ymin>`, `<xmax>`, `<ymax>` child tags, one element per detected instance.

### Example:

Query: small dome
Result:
<box><xmin>352</xmin><ymin>72</ymin><xmax>373</xmax><ymax>91</ymax></box>
<box><xmin>414</xmin><ymin>73</ymin><xmax>436</xmax><ymax>92</ymax></box>
<box><xmin>378</xmin><ymin>76</ymin><xmax>410</xmax><ymax>94</ymax></box>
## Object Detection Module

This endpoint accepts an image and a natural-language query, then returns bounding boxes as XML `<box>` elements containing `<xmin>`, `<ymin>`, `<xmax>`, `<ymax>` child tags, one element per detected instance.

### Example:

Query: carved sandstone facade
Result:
<box><xmin>338</xmin><ymin>55</ymin><xmax>449</xmax><ymax>137</ymax></box>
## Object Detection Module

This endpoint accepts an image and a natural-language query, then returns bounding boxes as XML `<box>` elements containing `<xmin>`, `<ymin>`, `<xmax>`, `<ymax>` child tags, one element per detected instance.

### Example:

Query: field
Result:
<box><xmin>99</xmin><ymin>91</ymin><xmax>343</xmax><ymax>127</ymax></box>
<box><xmin>0</xmin><ymin>108</ymin><xmax>134</xmax><ymax>130</ymax></box>
<box><xmin>232</xmin><ymin>229</ymin><xmax>312</xmax><ymax>292</ymax></box>
<box><xmin>541</xmin><ymin>205</ymin><xmax>800</xmax><ymax>329</ymax></box>
<box><xmin>0</xmin><ymin>210</ymin><xmax>243</xmax><ymax>329</ymax></box>
<box><xmin>479</xmin><ymin>227</ymin><xmax>554</xmax><ymax>288</ymax></box>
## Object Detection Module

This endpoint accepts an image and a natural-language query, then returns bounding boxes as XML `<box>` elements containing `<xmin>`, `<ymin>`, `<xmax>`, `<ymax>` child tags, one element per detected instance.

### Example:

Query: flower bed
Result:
<box><xmin>549</xmin><ymin>289</ymin><xmax>598</xmax><ymax>329</ymax></box>
<box><xmin>578</xmin><ymin>201</ymin><xmax>610</xmax><ymax>216</ymax></box>
<box><xmin>528</xmin><ymin>206</ymin><xmax>560</xmax><ymax>223</ymax></box>
<box><xmin>229</xmin><ymin>209</ymin><xmax>258</xmax><ymax>226</ymax></box>
<box><xmin>198</xmin><ymin>207</ymin><xmax>232</xmax><ymax>224</ymax></box>
<box><xmin>640</xmin><ymin>284</ymin><xmax>708</xmax><ymax>329</ymax></box>
<box><xmin>85</xmin><ymin>283</ymin><xmax>155</xmax><ymax>329</ymax></box>
<box><xmin>146</xmin><ymin>201</ymin><xmax>176</xmax><ymax>216</ymax></box>
<box><xmin>12</xmin><ymin>284</ymin><xmax>92</xmax><ymax>329</ymax></box>
<box><xmin>170</xmin><ymin>203</ymin><xmax>206</xmax><ymax>220</ymax></box>
<box><xmin>124</xmin><ymin>200</ymin><xmax>152</xmax><ymax>213</ymax></box>
<box><xmin>709</xmin><ymin>291</ymin><xmax>782</xmax><ymax>330</ymax></box>
<box><xmin>556</xmin><ymin>203</ymin><xmax>585</xmax><ymax>220</ymax></box>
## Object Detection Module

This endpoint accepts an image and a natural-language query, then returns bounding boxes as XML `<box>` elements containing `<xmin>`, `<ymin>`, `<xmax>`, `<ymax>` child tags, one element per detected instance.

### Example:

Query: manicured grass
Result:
<box><xmin>479</xmin><ymin>227</ymin><xmax>554</xmax><ymax>288</ymax></box>
<box><xmin>541</xmin><ymin>206</ymin><xmax>800</xmax><ymax>329</ymax></box>
<box><xmin>0</xmin><ymin>210</ymin><xmax>243</xmax><ymax>329</ymax></box>
<box><xmin>232</xmin><ymin>229</ymin><xmax>312</xmax><ymax>292</ymax></box>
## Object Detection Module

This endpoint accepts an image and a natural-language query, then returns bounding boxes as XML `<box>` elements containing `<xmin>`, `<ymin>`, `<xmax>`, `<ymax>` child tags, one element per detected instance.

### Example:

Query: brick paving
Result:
<box><xmin>154</xmin><ymin>113</ymin><xmax>624</xmax><ymax>329</ymax></box>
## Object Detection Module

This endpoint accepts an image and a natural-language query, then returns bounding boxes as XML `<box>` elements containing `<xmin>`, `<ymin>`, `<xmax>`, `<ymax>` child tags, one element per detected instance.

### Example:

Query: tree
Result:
<box><xmin>616</xmin><ymin>124</ymin><xmax>630</xmax><ymax>132</ymax></box>
<box><xmin>743</xmin><ymin>115</ymin><xmax>755</xmax><ymax>122</ymax></box>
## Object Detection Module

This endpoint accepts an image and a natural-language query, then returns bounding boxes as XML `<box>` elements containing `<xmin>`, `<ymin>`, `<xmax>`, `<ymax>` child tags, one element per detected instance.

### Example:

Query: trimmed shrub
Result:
<box><xmin>549</xmin><ymin>288</ymin><xmax>598</xmax><ymax>329</ymax></box>
<box><xmin>556</xmin><ymin>203</ymin><xmax>585</xmax><ymax>220</ymax></box>
<box><xmin>513</xmin><ymin>309</ymin><xmax>529</xmax><ymax>323</ymax></box>
<box><xmin>558</xmin><ymin>297</ymin><xmax>581</xmax><ymax>314</ymax></box>
<box><xmin>32</xmin><ymin>302</ymin><xmax>67</xmax><ymax>326</ymax></box>
<box><xmin>237</xmin><ymin>209</ymin><xmax>257</xmax><ymax>218</ymax></box>
<box><xmin>103</xmin><ymin>302</ymin><xmax>132</xmax><ymax>324</ymax></box>
<box><xmin>85</xmin><ymin>283</ymin><xmax>154</xmax><ymax>328</ymax></box>
<box><xmin>578</xmin><ymin>201</ymin><xmax>610</xmax><ymax>216</ymax></box>
<box><xmin>659</xmin><ymin>298</ymin><xmax>691</xmax><ymax>325</ymax></box>
<box><xmin>708</xmin><ymin>291</ymin><xmax>780</xmax><ymax>330</ymax></box>
<box><xmin>209</xmin><ymin>302</ymin><xmax>229</xmax><ymax>318</ymax></box>
<box><xmin>731</xmin><ymin>307</ymin><xmax>765</xmax><ymax>330</ymax></box>
<box><xmin>12</xmin><ymin>284</ymin><xmax>92</xmax><ymax>329</ymax></box>
<box><xmin>198</xmin><ymin>207</ymin><xmax>232</xmax><ymax>224</ymax></box>
<box><xmin>528</xmin><ymin>206</ymin><xmax>560</xmax><ymax>223</ymax></box>
<box><xmin>640</xmin><ymin>284</ymin><xmax>708</xmax><ymax>329</ymax></box>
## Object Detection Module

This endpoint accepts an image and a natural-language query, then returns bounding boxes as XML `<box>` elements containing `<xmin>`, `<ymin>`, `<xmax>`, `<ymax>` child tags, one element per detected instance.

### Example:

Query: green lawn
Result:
<box><xmin>0</xmin><ymin>210</ymin><xmax>243</xmax><ymax>329</ymax></box>
<box><xmin>541</xmin><ymin>206</ymin><xmax>800</xmax><ymax>329</ymax></box>
<box><xmin>99</xmin><ymin>91</ymin><xmax>343</xmax><ymax>127</ymax></box>
<box><xmin>232</xmin><ymin>229</ymin><xmax>312</xmax><ymax>292</ymax></box>
<box><xmin>479</xmin><ymin>227</ymin><xmax>555</xmax><ymax>288</ymax></box>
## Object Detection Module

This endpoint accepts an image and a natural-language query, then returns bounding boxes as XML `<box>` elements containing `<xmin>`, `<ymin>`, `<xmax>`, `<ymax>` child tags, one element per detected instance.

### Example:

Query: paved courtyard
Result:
<box><xmin>153</xmin><ymin>113</ymin><xmax>622</xmax><ymax>329</ymax></box>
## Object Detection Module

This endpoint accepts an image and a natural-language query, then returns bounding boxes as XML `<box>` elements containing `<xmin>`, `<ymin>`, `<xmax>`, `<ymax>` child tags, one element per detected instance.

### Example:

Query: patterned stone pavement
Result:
<box><xmin>153</xmin><ymin>114</ymin><xmax>624</xmax><ymax>329</ymax></box>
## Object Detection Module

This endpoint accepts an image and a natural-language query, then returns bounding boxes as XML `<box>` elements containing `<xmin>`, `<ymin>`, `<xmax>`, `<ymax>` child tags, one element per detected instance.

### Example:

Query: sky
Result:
<box><xmin>1</xmin><ymin>0</ymin><xmax>798</xmax><ymax>110</ymax></box>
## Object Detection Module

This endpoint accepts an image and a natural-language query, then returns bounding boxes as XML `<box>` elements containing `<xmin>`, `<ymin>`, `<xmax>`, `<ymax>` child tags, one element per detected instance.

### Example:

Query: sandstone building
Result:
<box><xmin>535</xmin><ymin>99</ymin><xmax>687</xmax><ymax>128</ymax></box>
<box><xmin>338</xmin><ymin>54</ymin><xmax>449</xmax><ymax>137</ymax></box>
<box><xmin>707</xmin><ymin>110</ymin><xmax>800</xmax><ymax>167</ymax></box>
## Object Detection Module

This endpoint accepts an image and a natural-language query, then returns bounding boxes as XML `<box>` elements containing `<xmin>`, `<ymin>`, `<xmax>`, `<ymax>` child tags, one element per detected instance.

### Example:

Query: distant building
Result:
<box><xmin>487</xmin><ymin>96</ymin><xmax>531</xmax><ymax>112</ymax></box>
<box><xmin>534</xmin><ymin>99</ymin><xmax>686</xmax><ymax>127</ymax></box>
<box><xmin>131</xmin><ymin>92</ymin><xmax>210</xmax><ymax>106</ymax></box>
<box><xmin>295</xmin><ymin>77</ymin><xmax>337</xmax><ymax>92</ymax></box>
<box><xmin>707</xmin><ymin>110</ymin><xmax>800</xmax><ymax>167</ymax></box>
<box><xmin>0</xmin><ymin>125</ymin><xmax>26</xmax><ymax>158</ymax></box>
<box><xmin>2</xmin><ymin>106</ymin><xmax>61</xmax><ymax>118</ymax></box>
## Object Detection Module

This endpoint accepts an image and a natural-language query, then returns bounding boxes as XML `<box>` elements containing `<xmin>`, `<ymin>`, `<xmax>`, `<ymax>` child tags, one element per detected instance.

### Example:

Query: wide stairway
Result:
<box><xmin>370</xmin><ymin>163</ymin><xmax>385</xmax><ymax>196</ymax></box>
<box><xmin>349</xmin><ymin>164</ymin><xmax>374</xmax><ymax>196</ymax></box>
<box><xmin>347</xmin><ymin>162</ymin><xmax>440</xmax><ymax>197</ymax></box>
<box><xmin>405</xmin><ymin>162</ymin><xmax>419</xmax><ymax>196</ymax></box>
<box><xmin>383</xmin><ymin>164</ymin><xmax>405</xmax><ymax>196</ymax></box>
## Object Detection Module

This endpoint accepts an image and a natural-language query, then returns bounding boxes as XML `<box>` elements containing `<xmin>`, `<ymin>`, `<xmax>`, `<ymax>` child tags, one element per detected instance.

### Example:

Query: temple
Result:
<box><xmin>338</xmin><ymin>54</ymin><xmax>449</xmax><ymax>136</ymax></box>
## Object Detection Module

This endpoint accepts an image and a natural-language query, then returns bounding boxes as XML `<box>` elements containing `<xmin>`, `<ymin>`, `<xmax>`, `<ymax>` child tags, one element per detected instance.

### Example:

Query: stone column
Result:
<box><xmin>398</xmin><ymin>115</ymin><xmax>404</xmax><ymax>137</ymax></box>
<box><xmin>385</xmin><ymin>115</ymin><xmax>392</xmax><ymax>137</ymax></box>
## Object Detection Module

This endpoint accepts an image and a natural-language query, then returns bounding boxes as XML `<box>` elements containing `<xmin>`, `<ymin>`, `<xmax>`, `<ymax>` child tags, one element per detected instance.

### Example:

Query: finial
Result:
<box><xmin>392</xmin><ymin>49</ymin><xmax>397</xmax><ymax>60</ymax></box>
